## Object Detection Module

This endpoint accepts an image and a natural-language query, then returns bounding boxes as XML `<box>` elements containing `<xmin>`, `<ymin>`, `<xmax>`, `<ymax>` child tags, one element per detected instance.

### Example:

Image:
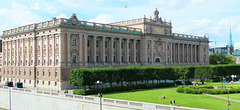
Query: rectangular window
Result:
<box><xmin>38</xmin><ymin>56</ymin><xmax>40</xmax><ymax>64</ymax></box>
<box><xmin>50</xmin><ymin>38</ymin><xmax>52</xmax><ymax>46</ymax></box>
<box><xmin>30</xmin><ymin>70</ymin><xmax>32</xmax><ymax>76</ymax></box>
<box><xmin>55</xmin><ymin>82</ymin><xmax>57</xmax><ymax>86</ymax></box>
<box><xmin>87</xmin><ymin>40</ymin><xmax>90</xmax><ymax>47</ymax></box>
<box><xmin>129</xmin><ymin>43</ymin><xmax>131</xmax><ymax>49</ymax></box>
<box><xmin>25</xmin><ymin>42</ymin><xmax>27</xmax><ymax>48</ymax></box>
<box><xmin>87</xmin><ymin>56</ymin><xmax>90</xmax><ymax>63</ymax></box>
<box><xmin>72</xmin><ymin>55</ymin><xmax>76</xmax><ymax>63</ymax></box>
<box><xmin>121</xmin><ymin>42</ymin><xmax>123</xmax><ymax>49</ymax></box>
<box><xmin>105</xmin><ymin>41</ymin><xmax>107</xmax><ymax>47</ymax></box>
<box><xmin>56</xmin><ymin>55</ymin><xmax>59</xmax><ymax>64</ymax></box>
<box><xmin>56</xmin><ymin>37</ymin><xmax>59</xmax><ymax>45</ymax></box>
<box><xmin>43</xmin><ymin>70</ymin><xmax>45</xmax><ymax>76</ymax></box>
<box><xmin>105</xmin><ymin>56</ymin><xmax>107</xmax><ymax>63</ymax></box>
<box><xmin>72</xmin><ymin>38</ymin><xmax>76</xmax><ymax>46</ymax></box>
<box><xmin>24</xmin><ymin>70</ymin><xmax>26</xmax><ymax>76</ymax></box>
<box><xmin>148</xmin><ymin>44</ymin><xmax>150</xmax><ymax>49</ymax></box>
<box><xmin>44</xmin><ymin>40</ymin><xmax>46</xmax><ymax>46</ymax></box>
<box><xmin>167</xmin><ymin>45</ymin><xmax>169</xmax><ymax>50</ymax></box>
<box><xmin>50</xmin><ymin>56</ymin><xmax>52</xmax><ymax>64</ymax></box>
<box><xmin>148</xmin><ymin>57</ymin><xmax>150</xmax><ymax>63</ymax></box>
<box><xmin>30</xmin><ymin>41</ymin><xmax>33</xmax><ymax>47</ymax></box>
<box><xmin>49</xmin><ymin>70</ymin><xmax>51</xmax><ymax>77</ymax></box>
<box><xmin>38</xmin><ymin>40</ymin><xmax>40</xmax><ymax>47</ymax></box>
<box><xmin>121</xmin><ymin>56</ymin><xmax>123</xmax><ymax>62</ymax></box>
<box><xmin>114</xmin><ymin>56</ymin><xmax>116</xmax><ymax>63</ymax></box>
<box><xmin>96</xmin><ymin>40</ymin><xmax>98</xmax><ymax>47</ymax></box>
<box><xmin>44</xmin><ymin>56</ymin><xmax>46</xmax><ymax>65</ymax></box>
<box><xmin>96</xmin><ymin>56</ymin><xmax>99</xmax><ymax>63</ymax></box>
<box><xmin>31</xmin><ymin>56</ymin><xmax>33</xmax><ymax>64</ymax></box>
<box><xmin>129</xmin><ymin>56</ymin><xmax>131</xmax><ymax>62</ymax></box>
<box><xmin>25</xmin><ymin>57</ymin><xmax>27</xmax><ymax>64</ymax></box>
<box><xmin>37</xmin><ymin>70</ymin><xmax>39</xmax><ymax>76</ymax></box>
<box><xmin>113</xmin><ymin>42</ymin><xmax>116</xmax><ymax>48</ymax></box>
<box><xmin>55</xmin><ymin>70</ymin><xmax>57</xmax><ymax>77</ymax></box>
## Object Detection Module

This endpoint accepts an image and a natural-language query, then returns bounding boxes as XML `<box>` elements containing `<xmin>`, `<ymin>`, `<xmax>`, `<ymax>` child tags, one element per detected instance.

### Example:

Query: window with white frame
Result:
<box><xmin>56</xmin><ymin>55</ymin><xmax>59</xmax><ymax>64</ymax></box>
<box><xmin>44</xmin><ymin>39</ymin><xmax>46</xmax><ymax>46</ymax></box>
<box><xmin>50</xmin><ymin>55</ymin><xmax>52</xmax><ymax>64</ymax></box>
<box><xmin>38</xmin><ymin>40</ymin><xmax>40</xmax><ymax>47</ymax></box>
<box><xmin>49</xmin><ymin>38</ymin><xmax>52</xmax><ymax>46</ymax></box>
<box><xmin>56</xmin><ymin>37</ymin><xmax>58</xmax><ymax>45</ymax></box>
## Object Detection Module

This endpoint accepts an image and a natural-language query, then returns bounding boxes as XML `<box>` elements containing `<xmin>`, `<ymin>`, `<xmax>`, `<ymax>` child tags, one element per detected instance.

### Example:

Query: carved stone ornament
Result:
<box><xmin>69</xmin><ymin>14</ymin><xmax>78</xmax><ymax>25</ymax></box>
<box><xmin>154</xmin><ymin>38</ymin><xmax>164</xmax><ymax>55</ymax></box>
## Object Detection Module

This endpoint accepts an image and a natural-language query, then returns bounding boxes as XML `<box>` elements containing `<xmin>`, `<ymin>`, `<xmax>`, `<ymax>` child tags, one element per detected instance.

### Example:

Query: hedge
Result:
<box><xmin>177</xmin><ymin>86</ymin><xmax>240</xmax><ymax>94</ymax></box>
<box><xmin>69</xmin><ymin>64</ymin><xmax>240</xmax><ymax>88</ymax></box>
<box><xmin>73</xmin><ymin>83</ymin><xmax>175</xmax><ymax>95</ymax></box>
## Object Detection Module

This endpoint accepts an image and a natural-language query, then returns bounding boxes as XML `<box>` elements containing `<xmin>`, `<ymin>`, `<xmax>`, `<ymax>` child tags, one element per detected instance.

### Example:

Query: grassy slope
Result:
<box><xmin>100</xmin><ymin>88</ymin><xmax>240</xmax><ymax>110</ymax></box>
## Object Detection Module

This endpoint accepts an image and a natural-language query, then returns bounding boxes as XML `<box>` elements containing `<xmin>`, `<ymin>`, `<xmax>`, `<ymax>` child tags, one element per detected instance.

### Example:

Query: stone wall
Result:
<box><xmin>0</xmin><ymin>86</ymin><xmax>205</xmax><ymax>110</ymax></box>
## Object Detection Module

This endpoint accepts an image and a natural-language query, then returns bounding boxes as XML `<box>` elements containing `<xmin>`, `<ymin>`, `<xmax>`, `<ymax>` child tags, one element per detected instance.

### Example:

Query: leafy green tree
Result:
<box><xmin>209</xmin><ymin>54</ymin><xmax>236</xmax><ymax>65</ymax></box>
<box><xmin>174</xmin><ymin>67</ymin><xmax>189</xmax><ymax>86</ymax></box>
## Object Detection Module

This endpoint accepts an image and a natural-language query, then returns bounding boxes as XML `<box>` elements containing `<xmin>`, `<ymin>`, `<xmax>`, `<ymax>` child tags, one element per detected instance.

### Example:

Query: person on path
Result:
<box><xmin>173</xmin><ymin>99</ymin><xmax>175</xmax><ymax>106</ymax></box>
<box><xmin>170</xmin><ymin>100</ymin><xmax>172</xmax><ymax>106</ymax></box>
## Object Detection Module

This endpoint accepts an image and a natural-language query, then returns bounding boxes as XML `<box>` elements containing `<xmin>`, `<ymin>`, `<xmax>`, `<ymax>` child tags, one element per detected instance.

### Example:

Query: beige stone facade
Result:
<box><xmin>0</xmin><ymin>9</ymin><xmax>209</xmax><ymax>90</ymax></box>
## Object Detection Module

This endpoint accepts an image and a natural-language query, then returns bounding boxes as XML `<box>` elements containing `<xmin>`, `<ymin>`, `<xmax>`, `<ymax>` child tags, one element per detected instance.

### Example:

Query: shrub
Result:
<box><xmin>176</xmin><ymin>86</ymin><xmax>240</xmax><ymax>94</ymax></box>
<box><xmin>194</xmin><ymin>79</ymin><xmax>201</xmax><ymax>82</ymax></box>
<box><xmin>205</xmin><ymin>79</ymin><xmax>213</xmax><ymax>83</ymax></box>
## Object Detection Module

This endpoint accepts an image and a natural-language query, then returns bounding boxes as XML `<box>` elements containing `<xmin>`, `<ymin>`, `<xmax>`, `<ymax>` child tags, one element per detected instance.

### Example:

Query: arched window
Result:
<box><xmin>155</xmin><ymin>58</ymin><xmax>160</xmax><ymax>62</ymax></box>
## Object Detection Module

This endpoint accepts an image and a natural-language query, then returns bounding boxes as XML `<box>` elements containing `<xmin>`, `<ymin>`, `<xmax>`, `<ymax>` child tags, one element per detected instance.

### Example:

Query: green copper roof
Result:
<box><xmin>233</xmin><ymin>50</ymin><xmax>240</xmax><ymax>56</ymax></box>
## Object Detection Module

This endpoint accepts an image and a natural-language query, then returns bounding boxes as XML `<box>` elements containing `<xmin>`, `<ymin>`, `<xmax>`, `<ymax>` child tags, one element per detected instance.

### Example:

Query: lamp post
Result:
<box><xmin>96</xmin><ymin>81</ymin><xmax>102</xmax><ymax>110</ymax></box>
<box><xmin>227</xmin><ymin>89</ymin><xmax>230</xmax><ymax>110</ymax></box>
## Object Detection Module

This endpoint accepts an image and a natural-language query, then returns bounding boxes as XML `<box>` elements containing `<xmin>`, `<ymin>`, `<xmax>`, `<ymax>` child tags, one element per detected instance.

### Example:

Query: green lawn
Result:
<box><xmin>96</xmin><ymin>88</ymin><xmax>240</xmax><ymax>110</ymax></box>
<box><xmin>217</xmin><ymin>93</ymin><xmax>240</xmax><ymax>101</ymax></box>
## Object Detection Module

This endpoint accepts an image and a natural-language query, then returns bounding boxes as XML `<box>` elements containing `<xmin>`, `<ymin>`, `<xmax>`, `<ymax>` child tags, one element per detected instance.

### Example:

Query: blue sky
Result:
<box><xmin>0</xmin><ymin>0</ymin><xmax>240</xmax><ymax>48</ymax></box>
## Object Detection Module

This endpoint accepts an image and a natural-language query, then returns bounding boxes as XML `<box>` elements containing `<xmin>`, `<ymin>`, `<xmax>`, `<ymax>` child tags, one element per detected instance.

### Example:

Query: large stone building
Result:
<box><xmin>0</xmin><ymin>9</ymin><xmax>209</xmax><ymax>90</ymax></box>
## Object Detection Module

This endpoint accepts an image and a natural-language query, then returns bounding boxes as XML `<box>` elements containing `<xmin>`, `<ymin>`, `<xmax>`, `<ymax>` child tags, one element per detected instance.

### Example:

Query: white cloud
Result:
<box><xmin>0</xmin><ymin>2</ymin><xmax>42</xmax><ymax>35</ymax></box>
<box><xmin>56</xmin><ymin>13</ymin><xmax>67</xmax><ymax>18</ymax></box>
<box><xmin>59</xmin><ymin>0</ymin><xmax>84</xmax><ymax>7</ymax></box>
<box><xmin>30</xmin><ymin>3</ymin><xmax>40</xmax><ymax>10</ymax></box>
<box><xmin>89</xmin><ymin>14</ymin><xmax>113</xmax><ymax>23</ymax></box>
<box><xmin>191</xmin><ymin>0</ymin><xmax>206</xmax><ymax>4</ymax></box>
<box><xmin>234</xmin><ymin>42</ymin><xmax>240</xmax><ymax>49</ymax></box>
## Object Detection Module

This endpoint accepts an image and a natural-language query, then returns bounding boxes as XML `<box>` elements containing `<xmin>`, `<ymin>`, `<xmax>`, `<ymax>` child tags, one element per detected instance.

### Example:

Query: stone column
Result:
<box><xmin>126</xmin><ymin>39</ymin><xmax>129</xmax><ymax>63</ymax></box>
<box><xmin>186</xmin><ymin>44</ymin><xmax>189</xmax><ymax>63</ymax></box>
<box><xmin>182</xmin><ymin>44</ymin><xmax>184</xmax><ymax>63</ymax></box>
<box><xmin>40</xmin><ymin>37</ymin><xmax>43</xmax><ymax>66</ymax></box>
<box><xmin>165</xmin><ymin>41</ymin><xmax>168</xmax><ymax>64</ymax></box>
<box><xmin>93</xmin><ymin>36</ymin><xmax>97</xmax><ymax>63</ymax></box>
<box><xmin>10</xmin><ymin>41</ymin><xmax>12</xmax><ymax>66</ymax></box>
<box><xmin>13</xmin><ymin>41</ymin><xmax>16</xmax><ymax>66</ymax></box>
<box><xmin>46</xmin><ymin>36</ymin><xmax>49</xmax><ymax>66</ymax></box>
<box><xmin>67</xmin><ymin>33</ymin><xmax>71</xmax><ymax>66</ymax></box>
<box><xmin>133</xmin><ymin>39</ymin><xmax>136</xmax><ymax>63</ymax></box>
<box><xmin>2</xmin><ymin>43</ymin><xmax>5</xmax><ymax>66</ymax></box>
<box><xmin>117</xmin><ymin>38</ymin><xmax>122</xmax><ymax>64</ymax></box>
<box><xmin>6</xmin><ymin>42</ymin><xmax>8</xmax><ymax>66</ymax></box>
<box><xmin>151</xmin><ymin>40</ymin><xmax>154</xmax><ymax>64</ymax></box>
<box><xmin>178</xmin><ymin>43</ymin><xmax>180</xmax><ymax>63</ymax></box>
<box><xmin>190</xmin><ymin>44</ymin><xmax>193</xmax><ymax>63</ymax></box>
<box><xmin>58</xmin><ymin>33</ymin><xmax>63</xmax><ymax>66</ymax></box>
<box><xmin>33</xmin><ymin>37</ymin><xmax>36</xmax><ymax>67</ymax></box>
<box><xmin>173</xmin><ymin>43</ymin><xmax>175</xmax><ymax>64</ymax></box>
<box><xmin>52</xmin><ymin>35</ymin><xmax>55</xmax><ymax>66</ymax></box>
<box><xmin>21</xmin><ymin>40</ymin><xmax>24</xmax><ymax>66</ymax></box>
<box><xmin>101</xmin><ymin>36</ymin><xmax>106</xmax><ymax>64</ymax></box>
<box><xmin>84</xmin><ymin>34</ymin><xmax>88</xmax><ymax>65</ymax></box>
<box><xmin>78</xmin><ymin>34</ymin><xmax>83</xmax><ymax>65</ymax></box>
<box><xmin>16</xmin><ymin>40</ymin><xmax>18</xmax><ymax>66</ymax></box>
<box><xmin>194</xmin><ymin>45</ymin><xmax>197</xmax><ymax>63</ymax></box>
<box><xmin>109</xmin><ymin>38</ymin><xmax>114</xmax><ymax>64</ymax></box>
<box><xmin>170</xmin><ymin>42</ymin><xmax>173</xmax><ymax>64</ymax></box>
<box><xmin>140</xmin><ymin>39</ymin><xmax>147</xmax><ymax>65</ymax></box>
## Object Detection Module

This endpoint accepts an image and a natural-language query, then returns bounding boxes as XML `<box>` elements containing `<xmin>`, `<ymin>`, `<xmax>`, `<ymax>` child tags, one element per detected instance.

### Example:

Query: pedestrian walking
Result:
<box><xmin>170</xmin><ymin>100</ymin><xmax>172</xmax><ymax>106</ymax></box>
<box><xmin>173</xmin><ymin>99</ymin><xmax>175</xmax><ymax>106</ymax></box>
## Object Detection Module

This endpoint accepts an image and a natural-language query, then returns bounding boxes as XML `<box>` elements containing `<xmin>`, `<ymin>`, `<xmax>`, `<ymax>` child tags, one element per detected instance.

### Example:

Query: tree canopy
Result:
<box><xmin>209</xmin><ymin>54</ymin><xmax>236</xmax><ymax>65</ymax></box>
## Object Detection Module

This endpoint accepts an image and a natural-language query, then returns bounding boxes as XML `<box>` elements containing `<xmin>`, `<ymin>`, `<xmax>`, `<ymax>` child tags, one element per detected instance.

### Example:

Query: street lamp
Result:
<box><xmin>227</xmin><ymin>89</ymin><xmax>230</xmax><ymax>110</ymax></box>
<box><xmin>96</xmin><ymin>80</ymin><xmax>102</xmax><ymax>110</ymax></box>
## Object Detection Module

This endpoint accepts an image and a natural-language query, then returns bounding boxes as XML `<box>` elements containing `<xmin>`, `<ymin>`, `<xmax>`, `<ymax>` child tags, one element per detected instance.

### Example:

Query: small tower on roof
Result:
<box><xmin>229</xmin><ymin>28</ymin><xmax>234</xmax><ymax>55</ymax></box>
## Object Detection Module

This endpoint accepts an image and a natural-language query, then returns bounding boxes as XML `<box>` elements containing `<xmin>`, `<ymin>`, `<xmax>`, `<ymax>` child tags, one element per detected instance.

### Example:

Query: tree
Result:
<box><xmin>174</xmin><ymin>67</ymin><xmax>189</xmax><ymax>86</ymax></box>
<box><xmin>209</xmin><ymin>54</ymin><xmax>236</xmax><ymax>65</ymax></box>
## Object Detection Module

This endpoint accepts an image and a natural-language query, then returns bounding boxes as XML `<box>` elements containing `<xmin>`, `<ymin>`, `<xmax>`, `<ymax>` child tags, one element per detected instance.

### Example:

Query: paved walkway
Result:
<box><xmin>203</xmin><ymin>93</ymin><xmax>240</xmax><ymax>103</ymax></box>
